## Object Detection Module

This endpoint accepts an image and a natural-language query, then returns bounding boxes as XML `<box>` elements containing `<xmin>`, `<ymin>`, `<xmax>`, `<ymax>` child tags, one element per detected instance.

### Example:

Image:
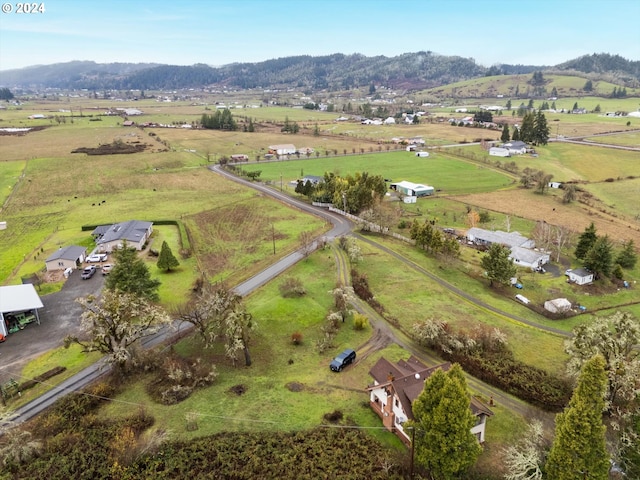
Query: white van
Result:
<box><xmin>515</xmin><ymin>294</ymin><xmax>530</xmax><ymax>304</ymax></box>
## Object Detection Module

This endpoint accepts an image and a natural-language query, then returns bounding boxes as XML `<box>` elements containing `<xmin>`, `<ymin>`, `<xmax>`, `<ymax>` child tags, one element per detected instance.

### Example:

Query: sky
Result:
<box><xmin>0</xmin><ymin>0</ymin><xmax>638</xmax><ymax>72</ymax></box>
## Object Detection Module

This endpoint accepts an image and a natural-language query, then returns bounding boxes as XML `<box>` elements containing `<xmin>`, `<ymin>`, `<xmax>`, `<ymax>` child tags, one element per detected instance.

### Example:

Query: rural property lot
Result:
<box><xmin>0</xmin><ymin>270</ymin><xmax>104</xmax><ymax>383</ymax></box>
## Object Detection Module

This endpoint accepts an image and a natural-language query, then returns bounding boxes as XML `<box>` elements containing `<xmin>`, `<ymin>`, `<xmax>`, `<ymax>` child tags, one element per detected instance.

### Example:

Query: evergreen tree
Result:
<box><xmin>533</xmin><ymin>110</ymin><xmax>550</xmax><ymax>145</ymax></box>
<box><xmin>105</xmin><ymin>243</ymin><xmax>161</xmax><ymax>301</ymax></box>
<box><xmin>157</xmin><ymin>241</ymin><xmax>180</xmax><ymax>272</ymax></box>
<box><xmin>616</xmin><ymin>239</ymin><xmax>637</xmax><ymax>269</ymax></box>
<box><xmin>593</xmin><ymin>104</ymin><xmax>601</xmax><ymax>113</ymax></box>
<box><xmin>408</xmin><ymin>364</ymin><xmax>481</xmax><ymax>480</ymax></box>
<box><xmin>546</xmin><ymin>355</ymin><xmax>609</xmax><ymax>480</ymax></box>
<box><xmin>506</xmin><ymin>99</ymin><xmax>512</xmax><ymax>110</ymax></box>
<box><xmin>481</xmin><ymin>243</ymin><xmax>517</xmax><ymax>287</ymax></box>
<box><xmin>519</xmin><ymin>112</ymin><xmax>535</xmax><ymax>143</ymax></box>
<box><xmin>501</xmin><ymin>124</ymin><xmax>511</xmax><ymax>142</ymax></box>
<box><xmin>551</xmin><ymin>87</ymin><xmax>558</xmax><ymax>97</ymax></box>
<box><xmin>512</xmin><ymin>126</ymin><xmax>520</xmax><ymax>141</ymax></box>
<box><xmin>0</xmin><ymin>88</ymin><xmax>14</xmax><ymax>100</ymax></box>
<box><xmin>575</xmin><ymin>222</ymin><xmax>597</xmax><ymax>260</ymax></box>
<box><xmin>584</xmin><ymin>235</ymin><xmax>614</xmax><ymax>279</ymax></box>
<box><xmin>583</xmin><ymin>80</ymin><xmax>593</xmax><ymax>92</ymax></box>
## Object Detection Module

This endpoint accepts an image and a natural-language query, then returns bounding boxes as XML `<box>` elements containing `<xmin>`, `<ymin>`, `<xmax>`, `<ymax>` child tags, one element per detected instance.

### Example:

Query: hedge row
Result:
<box><xmin>446</xmin><ymin>350</ymin><xmax>572</xmax><ymax>412</ymax></box>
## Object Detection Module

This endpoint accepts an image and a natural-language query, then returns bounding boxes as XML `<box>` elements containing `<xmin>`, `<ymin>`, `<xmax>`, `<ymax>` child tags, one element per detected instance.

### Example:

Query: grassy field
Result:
<box><xmin>247</xmin><ymin>150</ymin><xmax>515</xmax><ymax>195</ymax></box>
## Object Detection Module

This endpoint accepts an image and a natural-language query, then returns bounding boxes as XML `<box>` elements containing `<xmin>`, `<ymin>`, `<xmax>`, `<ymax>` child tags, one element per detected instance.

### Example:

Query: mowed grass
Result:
<box><xmin>250</xmin><ymin>150</ymin><xmax>514</xmax><ymax>195</ymax></box>
<box><xmin>585</xmin><ymin>177</ymin><xmax>640</xmax><ymax>220</ymax></box>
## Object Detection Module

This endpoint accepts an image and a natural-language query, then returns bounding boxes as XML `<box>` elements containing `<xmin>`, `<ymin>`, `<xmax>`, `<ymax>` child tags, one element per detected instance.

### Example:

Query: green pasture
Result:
<box><xmin>0</xmin><ymin>160</ymin><xmax>25</xmax><ymax>206</ymax></box>
<box><xmin>250</xmin><ymin>150</ymin><xmax>514</xmax><ymax>195</ymax></box>
<box><xmin>498</xmin><ymin>142</ymin><xmax>640</xmax><ymax>183</ymax></box>
<box><xmin>0</xmin><ymin>147</ymin><xmax>325</xmax><ymax>287</ymax></box>
<box><xmin>97</xmin><ymin>250</ymin><xmax>378</xmax><ymax>437</ymax></box>
<box><xmin>353</xmin><ymin>236</ymin><xmax>569</xmax><ymax>373</ymax></box>
<box><xmin>584</xmin><ymin>177</ymin><xmax>640</xmax><ymax>220</ymax></box>
<box><xmin>584</xmin><ymin>131</ymin><xmax>640</xmax><ymax>147</ymax></box>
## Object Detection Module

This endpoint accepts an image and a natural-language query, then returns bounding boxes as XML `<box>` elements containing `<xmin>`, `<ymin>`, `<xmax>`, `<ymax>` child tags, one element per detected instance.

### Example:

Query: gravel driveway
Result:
<box><xmin>0</xmin><ymin>269</ymin><xmax>105</xmax><ymax>383</ymax></box>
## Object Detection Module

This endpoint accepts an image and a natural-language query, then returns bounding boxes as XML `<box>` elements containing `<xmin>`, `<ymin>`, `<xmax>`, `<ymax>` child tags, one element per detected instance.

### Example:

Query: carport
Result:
<box><xmin>0</xmin><ymin>284</ymin><xmax>44</xmax><ymax>339</ymax></box>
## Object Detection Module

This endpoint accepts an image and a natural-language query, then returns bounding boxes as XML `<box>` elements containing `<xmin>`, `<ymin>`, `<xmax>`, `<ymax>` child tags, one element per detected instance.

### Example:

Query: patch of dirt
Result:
<box><xmin>228</xmin><ymin>384</ymin><xmax>247</xmax><ymax>395</ymax></box>
<box><xmin>285</xmin><ymin>381</ymin><xmax>304</xmax><ymax>392</ymax></box>
<box><xmin>44</xmin><ymin>270</ymin><xmax>65</xmax><ymax>283</ymax></box>
<box><xmin>0</xmin><ymin>125</ymin><xmax>49</xmax><ymax>136</ymax></box>
<box><xmin>71</xmin><ymin>141</ymin><xmax>149</xmax><ymax>155</ymax></box>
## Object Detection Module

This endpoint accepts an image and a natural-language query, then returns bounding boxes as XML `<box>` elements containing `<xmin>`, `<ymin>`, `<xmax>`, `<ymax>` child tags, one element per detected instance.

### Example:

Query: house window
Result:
<box><xmin>395</xmin><ymin>398</ymin><xmax>399</xmax><ymax>408</ymax></box>
<box><xmin>58</xmin><ymin>261</ymin><xmax>64</xmax><ymax>267</ymax></box>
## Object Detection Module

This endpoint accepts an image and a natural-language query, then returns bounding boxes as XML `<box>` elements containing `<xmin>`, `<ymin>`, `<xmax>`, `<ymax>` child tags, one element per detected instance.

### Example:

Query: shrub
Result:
<box><xmin>279</xmin><ymin>277</ymin><xmax>306</xmax><ymax>298</ymax></box>
<box><xmin>353</xmin><ymin>313</ymin><xmax>368</xmax><ymax>331</ymax></box>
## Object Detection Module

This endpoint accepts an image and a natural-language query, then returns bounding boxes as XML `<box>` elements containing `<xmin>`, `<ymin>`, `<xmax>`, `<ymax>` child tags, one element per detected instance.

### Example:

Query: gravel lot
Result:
<box><xmin>0</xmin><ymin>269</ymin><xmax>105</xmax><ymax>383</ymax></box>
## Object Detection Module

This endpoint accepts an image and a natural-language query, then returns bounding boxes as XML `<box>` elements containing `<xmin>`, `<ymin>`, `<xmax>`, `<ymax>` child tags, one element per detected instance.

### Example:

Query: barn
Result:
<box><xmin>389</xmin><ymin>180</ymin><xmax>435</xmax><ymax>197</ymax></box>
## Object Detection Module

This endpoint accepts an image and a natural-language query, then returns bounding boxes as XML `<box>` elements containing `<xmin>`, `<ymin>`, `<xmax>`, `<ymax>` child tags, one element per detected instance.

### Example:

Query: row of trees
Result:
<box><xmin>200</xmin><ymin>109</ymin><xmax>238</xmax><ymax>131</ymax></box>
<box><xmin>296</xmin><ymin>171</ymin><xmax>387</xmax><ymax>215</ymax></box>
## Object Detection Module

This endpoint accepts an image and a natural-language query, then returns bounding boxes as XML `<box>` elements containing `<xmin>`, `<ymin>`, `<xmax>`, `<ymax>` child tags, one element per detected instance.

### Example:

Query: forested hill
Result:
<box><xmin>1</xmin><ymin>52</ymin><xmax>637</xmax><ymax>91</ymax></box>
<box><xmin>554</xmin><ymin>53</ymin><xmax>640</xmax><ymax>82</ymax></box>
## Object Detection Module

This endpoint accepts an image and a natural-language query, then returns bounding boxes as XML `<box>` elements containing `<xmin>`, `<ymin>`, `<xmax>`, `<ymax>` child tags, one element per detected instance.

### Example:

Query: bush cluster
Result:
<box><xmin>351</xmin><ymin>269</ymin><xmax>384</xmax><ymax>314</ymax></box>
<box><xmin>146</xmin><ymin>354</ymin><xmax>217</xmax><ymax>405</ymax></box>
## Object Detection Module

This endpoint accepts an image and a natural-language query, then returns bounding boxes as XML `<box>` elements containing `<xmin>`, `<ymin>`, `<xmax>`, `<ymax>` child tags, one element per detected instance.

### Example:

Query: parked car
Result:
<box><xmin>329</xmin><ymin>348</ymin><xmax>356</xmax><ymax>372</ymax></box>
<box><xmin>101</xmin><ymin>264</ymin><xmax>113</xmax><ymax>275</ymax></box>
<box><xmin>86</xmin><ymin>253</ymin><xmax>107</xmax><ymax>263</ymax></box>
<box><xmin>81</xmin><ymin>265</ymin><xmax>96</xmax><ymax>279</ymax></box>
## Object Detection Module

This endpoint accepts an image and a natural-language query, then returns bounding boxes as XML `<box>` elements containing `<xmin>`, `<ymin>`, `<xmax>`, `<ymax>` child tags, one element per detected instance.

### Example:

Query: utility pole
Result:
<box><xmin>272</xmin><ymin>224</ymin><xmax>276</xmax><ymax>255</ymax></box>
<box><xmin>410</xmin><ymin>426</ymin><xmax>415</xmax><ymax>480</ymax></box>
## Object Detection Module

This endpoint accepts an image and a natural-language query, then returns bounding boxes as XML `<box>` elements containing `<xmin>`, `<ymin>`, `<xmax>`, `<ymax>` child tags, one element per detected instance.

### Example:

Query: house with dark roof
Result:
<box><xmin>44</xmin><ymin>245</ymin><xmax>87</xmax><ymax>272</ymax></box>
<box><xmin>367</xmin><ymin>356</ymin><xmax>493</xmax><ymax>445</ymax></box>
<box><xmin>92</xmin><ymin>220</ymin><xmax>153</xmax><ymax>252</ymax></box>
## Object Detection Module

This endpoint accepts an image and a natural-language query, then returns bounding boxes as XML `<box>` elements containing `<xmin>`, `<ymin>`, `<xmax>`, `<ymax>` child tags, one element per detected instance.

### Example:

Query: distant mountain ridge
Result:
<box><xmin>0</xmin><ymin>52</ymin><xmax>637</xmax><ymax>91</ymax></box>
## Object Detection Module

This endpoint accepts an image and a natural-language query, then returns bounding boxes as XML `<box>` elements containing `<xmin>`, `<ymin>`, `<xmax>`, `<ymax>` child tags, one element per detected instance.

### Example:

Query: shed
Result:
<box><xmin>45</xmin><ymin>245</ymin><xmax>87</xmax><ymax>272</ymax></box>
<box><xmin>568</xmin><ymin>268</ymin><xmax>594</xmax><ymax>285</ymax></box>
<box><xmin>0</xmin><ymin>284</ymin><xmax>44</xmax><ymax>338</ymax></box>
<box><xmin>544</xmin><ymin>298</ymin><xmax>572</xmax><ymax>314</ymax></box>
